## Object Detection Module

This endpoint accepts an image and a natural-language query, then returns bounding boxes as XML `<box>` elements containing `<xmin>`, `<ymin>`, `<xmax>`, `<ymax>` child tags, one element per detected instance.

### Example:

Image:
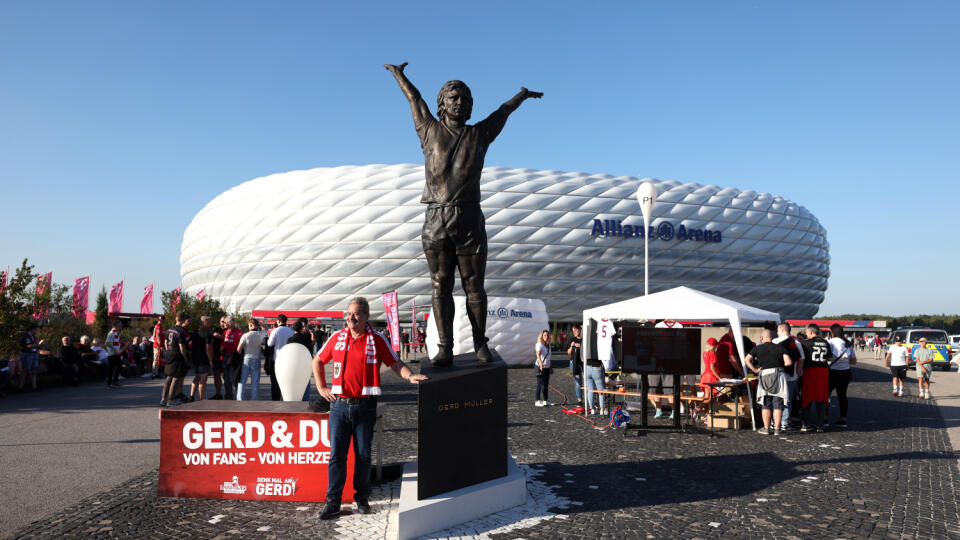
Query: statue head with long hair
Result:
<box><xmin>437</xmin><ymin>80</ymin><xmax>473</xmax><ymax>123</ymax></box>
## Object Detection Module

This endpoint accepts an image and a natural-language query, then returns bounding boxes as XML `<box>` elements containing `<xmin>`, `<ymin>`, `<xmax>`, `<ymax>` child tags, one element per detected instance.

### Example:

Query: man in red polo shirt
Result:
<box><xmin>313</xmin><ymin>297</ymin><xmax>427</xmax><ymax>520</ymax></box>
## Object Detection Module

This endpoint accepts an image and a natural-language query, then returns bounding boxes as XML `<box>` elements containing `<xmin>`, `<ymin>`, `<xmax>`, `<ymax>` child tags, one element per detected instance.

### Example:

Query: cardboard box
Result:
<box><xmin>708</xmin><ymin>415</ymin><xmax>748</xmax><ymax>430</ymax></box>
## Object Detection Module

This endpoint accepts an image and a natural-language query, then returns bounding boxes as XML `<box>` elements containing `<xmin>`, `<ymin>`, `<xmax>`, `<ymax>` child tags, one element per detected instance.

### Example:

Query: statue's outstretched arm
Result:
<box><xmin>500</xmin><ymin>87</ymin><xmax>543</xmax><ymax>114</ymax></box>
<box><xmin>479</xmin><ymin>87</ymin><xmax>543</xmax><ymax>142</ymax></box>
<box><xmin>384</xmin><ymin>62</ymin><xmax>432</xmax><ymax>126</ymax></box>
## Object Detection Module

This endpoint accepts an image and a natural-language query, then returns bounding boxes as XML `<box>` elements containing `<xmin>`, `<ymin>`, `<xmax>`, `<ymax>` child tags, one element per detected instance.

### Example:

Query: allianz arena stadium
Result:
<box><xmin>180</xmin><ymin>164</ymin><xmax>829</xmax><ymax>321</ymax></box>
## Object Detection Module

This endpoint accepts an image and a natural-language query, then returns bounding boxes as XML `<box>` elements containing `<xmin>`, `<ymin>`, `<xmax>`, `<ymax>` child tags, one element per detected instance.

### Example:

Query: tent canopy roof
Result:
<box><xmin>582</xmin><ymin>286</ymin><xmax>780</xmax><ymax>325</ymax></box>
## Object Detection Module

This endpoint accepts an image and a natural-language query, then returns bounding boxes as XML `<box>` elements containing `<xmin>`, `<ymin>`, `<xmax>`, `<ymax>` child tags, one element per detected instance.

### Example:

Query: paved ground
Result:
<box><xmin>5</xmin><ymin>351</ymin><xmax>960</xmax><ymax>539</ymax></box>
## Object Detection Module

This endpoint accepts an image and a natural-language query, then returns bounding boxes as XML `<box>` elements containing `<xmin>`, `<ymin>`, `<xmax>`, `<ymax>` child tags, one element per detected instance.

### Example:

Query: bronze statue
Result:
<box><xmin>385</xmin><ymin>62</ymin><xmax>542</xmax><ymax>367</ymax></box>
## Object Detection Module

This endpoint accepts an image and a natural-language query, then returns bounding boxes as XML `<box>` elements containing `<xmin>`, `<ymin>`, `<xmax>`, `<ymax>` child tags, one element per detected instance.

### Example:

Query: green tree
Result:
<box><xmin>160</xmin><ymin>289</ymin><xmax>228</xmax><ymax>333</ymax></box>
<box><xmin>93</xmin><ymin>287</ymin><xmax>109</xmax><ymax>339</ymax></box>
<box><xmin>0</xmin><ymin>259</ymin><xmax>39</xmax><ymax>358</ymax></box>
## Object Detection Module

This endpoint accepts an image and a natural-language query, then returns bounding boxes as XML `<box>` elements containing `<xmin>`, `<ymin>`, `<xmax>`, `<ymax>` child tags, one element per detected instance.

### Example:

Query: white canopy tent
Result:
<box><xmin>581</xmin><ymin>286</ymin><xmax>782</xmax><ymax>431</ymax></box>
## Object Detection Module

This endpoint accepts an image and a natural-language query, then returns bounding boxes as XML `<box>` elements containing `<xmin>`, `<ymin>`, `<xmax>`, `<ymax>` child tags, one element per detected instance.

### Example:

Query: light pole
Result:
<box><xmin>636</xmin><ymin>181</ymin><xmax>657</xmax><ymax>296</ymax></box>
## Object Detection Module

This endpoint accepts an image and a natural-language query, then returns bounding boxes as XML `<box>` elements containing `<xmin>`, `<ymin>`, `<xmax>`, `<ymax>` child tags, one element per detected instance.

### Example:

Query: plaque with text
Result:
<box><xmin>417</xmin><ymin>352</ymin><xmax>507</xmax><ymax>499</ymax></box>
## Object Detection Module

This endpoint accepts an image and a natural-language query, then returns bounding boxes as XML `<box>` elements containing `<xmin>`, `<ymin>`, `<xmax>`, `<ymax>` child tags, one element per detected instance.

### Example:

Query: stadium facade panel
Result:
<box><xmin>181</xmin><ymin>164</ymin><xmax>829</xmax><ymax>321</ymax></box>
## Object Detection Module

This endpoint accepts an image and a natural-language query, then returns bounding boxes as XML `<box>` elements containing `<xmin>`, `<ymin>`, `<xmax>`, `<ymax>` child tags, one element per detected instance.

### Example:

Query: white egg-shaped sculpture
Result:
<box><xmin>274</xmin><ymin>343</ymin><xmax>313</xmax><ymax>401</ymax></box>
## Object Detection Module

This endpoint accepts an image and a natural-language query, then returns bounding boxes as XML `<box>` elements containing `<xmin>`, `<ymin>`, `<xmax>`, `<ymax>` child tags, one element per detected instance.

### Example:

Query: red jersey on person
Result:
<box><xmin>317</xmin><ymin>329</ymin><xmax>396</xmax><ymax>398</ymax></box>
<box><xmin>716</xmin><ymin>333</ymin><xmax>740</xmax><ymax>373</ymax></box>
<box><xmin>221</xmin><ymin>327</ymin><xmax>243</xmax><ymax>355</ymax></box>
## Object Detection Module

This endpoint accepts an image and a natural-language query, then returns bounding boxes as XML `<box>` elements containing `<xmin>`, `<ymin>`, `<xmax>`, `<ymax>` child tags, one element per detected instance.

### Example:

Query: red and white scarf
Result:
<box><xmin>330</xmin><ymin>323</ymin><xmax>382</xmax><ymax>396</ymax></box>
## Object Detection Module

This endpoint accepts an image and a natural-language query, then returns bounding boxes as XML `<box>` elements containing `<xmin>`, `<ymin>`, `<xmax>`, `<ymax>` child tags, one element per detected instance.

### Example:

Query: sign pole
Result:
<box><xmin>636</xmin><ymin>181</ymin><xmax>657</xmax><ymax>296</ymax></box>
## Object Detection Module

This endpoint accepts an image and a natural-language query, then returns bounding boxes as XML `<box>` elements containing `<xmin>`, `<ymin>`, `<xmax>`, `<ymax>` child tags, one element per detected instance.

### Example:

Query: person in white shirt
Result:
<box><xmin>826</xmin><ymin>324</ymin><xmax>856</xmax><ymax>428</ymax></box>
<box><xmin>237</xmin><ymin>319</ymin><xmax>267</xmax><ymax>400</ymax></box>
<box><xmin>534</xmin><ymin>330</ymin><xmax>553</xmax><ymax>407</ymax></box>
<box><xmin>267</xmin><ymin>313</ymin><xmax>296</xmax><ymax>352</ymax></box>
<box><xmin>885</xmin><ymin>335</ymin><xmax>910</xmax><ymax>397</ymax></box>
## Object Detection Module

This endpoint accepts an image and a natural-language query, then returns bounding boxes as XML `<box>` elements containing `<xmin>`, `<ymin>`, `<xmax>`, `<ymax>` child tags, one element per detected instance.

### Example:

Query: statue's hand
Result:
<box><xmin>521</xmin><ymin>87</ymin><xmax>544</xmax><ymax>99</ymax></box>
<box><xmin>384</xmin><ymin>62</ymin><xmax>408</xmax><ymax>74</ymax></box>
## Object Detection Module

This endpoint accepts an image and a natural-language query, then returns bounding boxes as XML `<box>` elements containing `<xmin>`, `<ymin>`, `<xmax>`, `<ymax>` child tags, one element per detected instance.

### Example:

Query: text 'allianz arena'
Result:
<box><xmin>180</xmin><ymin>164</ymin><xmax>830</xmax><ymax>321</ymax></box>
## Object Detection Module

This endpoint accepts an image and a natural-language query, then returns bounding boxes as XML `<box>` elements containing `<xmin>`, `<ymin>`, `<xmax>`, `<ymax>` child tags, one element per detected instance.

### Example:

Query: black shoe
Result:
<box><xmin>319</xmin><ymin>502</ymin><xmax>341</xmax><ymax>520</ymax></box>
<box><xmin>356</xmin><ymin>498</ymin><xmax>371</xmax><ymax>514</ymax></box>
<box><xmin>476</xmin><ymin>343</ymin><xmax>493</xmax><ymax>363</ymax></box>
<box><xmin>800</xmin><ymin>425</ymin><xmax>812</xmax><ymax>432</ymax></box>
<box><xmin>815</xmin><ymin>426</ymin><xmax>824</xmax><ymax>433</ymax></box>
<box><xmin>836</xmin><ymin>419</ymin><xmax>848</xmax><ymax>428</ymax></box>
<box><xmin>211</xmin><ymin>394</ymin><xmax>223</xmax><ymax>400</ymax></box>
<box><xmin>430</xmin><ymin>347</ymin><xmax>453</xmax><ymax>367</ymax></box>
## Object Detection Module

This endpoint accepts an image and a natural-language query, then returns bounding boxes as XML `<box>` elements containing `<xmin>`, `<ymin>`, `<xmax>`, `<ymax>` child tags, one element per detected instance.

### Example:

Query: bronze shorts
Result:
<box><xmin>421</xmin><ymin>204</ymin><xmax>487</xmax><ymax>256</ymax></box>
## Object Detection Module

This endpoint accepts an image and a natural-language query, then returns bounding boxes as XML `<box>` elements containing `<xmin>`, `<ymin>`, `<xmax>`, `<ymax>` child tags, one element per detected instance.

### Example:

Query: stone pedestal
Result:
<box><xmin>396</xmin><ymin>453</ymin><xmax>525</xmax><ymax>540</ymax></box>
<box><xmin>416</xmin><ymin>352</ymin><xmax>507</xmax><ymax>499</ymax></box>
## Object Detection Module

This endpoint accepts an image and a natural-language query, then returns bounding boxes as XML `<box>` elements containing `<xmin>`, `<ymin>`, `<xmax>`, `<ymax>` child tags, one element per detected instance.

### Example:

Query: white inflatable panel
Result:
<box><xmin>426</xmin><ymin>297</ymin><xmax>548</xmax><ymax>366</ymax></box>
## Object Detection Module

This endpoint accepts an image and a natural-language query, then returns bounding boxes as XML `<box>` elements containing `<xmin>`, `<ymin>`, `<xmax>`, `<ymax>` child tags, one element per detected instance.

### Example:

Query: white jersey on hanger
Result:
<box><xmin>597</xmin><ymin>319</ymin><xmax>616</xmax><ymax>370</ymax></box>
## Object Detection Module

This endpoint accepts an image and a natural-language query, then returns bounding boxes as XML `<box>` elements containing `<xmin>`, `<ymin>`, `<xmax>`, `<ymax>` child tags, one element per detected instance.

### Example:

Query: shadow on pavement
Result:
<box><xmin>538</xmin><ymin>447</ymin><xmax>960</xmax><ymax>512</ymax></box>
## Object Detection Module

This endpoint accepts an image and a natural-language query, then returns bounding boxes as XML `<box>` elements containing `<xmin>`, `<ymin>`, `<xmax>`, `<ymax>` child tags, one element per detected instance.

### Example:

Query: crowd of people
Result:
<box><xmin>553</xmin><ymin>321</ymin><xmax>871</xmax><ymax>434</ymax></box>
<box><xmin>0</xmin><ymin>313</ymin><xmax>340</xmax><ymax>404</ymax></box>
<box><xmin>156</xmin><ymin>313</ymin><xmax>330</xmax><ymax>406</ymax></box>
<box><xmin>1</xmin><ymin>323</ymin><xmax>159</xmax><ymax>396</ymax></box>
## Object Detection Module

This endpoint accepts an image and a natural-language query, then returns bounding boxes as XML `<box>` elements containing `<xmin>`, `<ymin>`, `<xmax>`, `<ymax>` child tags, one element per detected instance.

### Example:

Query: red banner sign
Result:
<box><xmin>159</xmin><ymin>405</ymin><xmax>354</xmax><ymax>502</ymax></box>
<box><xmin>109</xmin><ymin>280</ymin><xmax>124</xmax><ymax>314</ymax></box>
<box><xmin>382</xmin><ymin>291</ymin><xmax>400</xmax><ymax>352</ymax></box>
<box><xmin>34</xmin><ymin>272</ymin><xmax>52</xmax><ymax>319</ymax></box>
<box><xmin>141</xmin><ymin>283</ymin><xmax>154</xmax><ymax>314</ymax></box>
<box><xmin>73</xmin><ymin>276</ymin><xmax>90</xmax><ymax>319</ymax></box>
<box><xmin>171</xmin><ymin>286</ymin><xmax>181</xmax><ymax>312</ymax></box>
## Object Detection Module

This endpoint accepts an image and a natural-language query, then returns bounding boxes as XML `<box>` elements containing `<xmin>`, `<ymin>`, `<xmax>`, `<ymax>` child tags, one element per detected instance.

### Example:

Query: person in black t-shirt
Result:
<box><xmin>801</xmin><ymin>324</ymin><xmax>833</xmax><ymax>432</ymax></box>
<box><xmin>773</xmin><ymin>323</ymin><xmax>805</xmax><ymax>431</ymax></box>
<box><xmin>567</xmin><ymin>325</ymin><xmax>584</xmax><ymax>406</ymax></box>
<box><xmin>745</xmin><ymin>329</ymin><xmax>792</xmax><ymax>435</ymax></box>
<box><xmin>189</xmin><ymin>316</ymin><xmax>216</xmax><ymax>401</ymax></box>
<box><xmin>161</xmin><ymin>312</ymin><xmax>191</xmax><ymax>407</ymax></box>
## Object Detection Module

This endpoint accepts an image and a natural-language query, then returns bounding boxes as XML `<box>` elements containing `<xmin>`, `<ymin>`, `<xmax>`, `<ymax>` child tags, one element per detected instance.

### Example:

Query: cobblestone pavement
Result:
<box><xmin>8</xmin><ymin>357</ymin><xmax>960</xmax><ymax>539</ymax></box>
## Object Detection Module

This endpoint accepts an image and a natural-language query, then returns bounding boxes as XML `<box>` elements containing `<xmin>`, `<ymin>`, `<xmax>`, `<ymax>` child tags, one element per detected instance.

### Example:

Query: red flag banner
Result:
<box><xmin>73</xmin><ymin>276</ymin><xmax>90</xmax><ymax>319</ymax></box>
<box><xmin>382</xmin><ymin>291</ymin><xmax>400</xmax><ymax>352</ymax></box>
<box><xmin>141</xmin><ymin>283</ymin><xmax>154</xmax><ymax>314</ymax></box>
<box><xmin>34</xmin><ymin>272</ymin><xmax>52</xmax><ymax>319</ymax></box>
<box><xmin>196</xmin><ymin>288</ymin><xmax>205</xmax><ymax>302</ymax></box>
<box><xmin>171</xmin><ymin>286</ymin><xmax>182</xmax><ymax>312</ymax></box>
<box><xmin>411</xmin><ymin>297</ymin><xmax>417</xmax><ymax>344</ymax></box>
<box><xmin>109</xmin><ymin>280</ymin><xmax>124</xmax><ymax>314</ymax></box>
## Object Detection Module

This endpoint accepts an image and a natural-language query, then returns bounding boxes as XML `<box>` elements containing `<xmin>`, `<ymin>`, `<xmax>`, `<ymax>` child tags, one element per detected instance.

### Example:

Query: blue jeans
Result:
<box><xmin>236</xmin><ymin>356</ymin><xmax>261</xmax><ymax>401</ymax></box>
<box><xmin>572</xmin><ymin>372</ymin><xmax>583</xmax><ymax>402</ymax></box>
<box><xmin>780</xmin><ymin>378</ymin><xmax>798</xmax><ymax>429</ymax></box>
<box><xmin>326</xmin><ymin>397</ymin><xmax>377</xmax><ymax>504</ymax></box>
<box><xmin>585</xmin><ymin>365</ymin><xmax>605</xmax><ymax>410</ymax></box>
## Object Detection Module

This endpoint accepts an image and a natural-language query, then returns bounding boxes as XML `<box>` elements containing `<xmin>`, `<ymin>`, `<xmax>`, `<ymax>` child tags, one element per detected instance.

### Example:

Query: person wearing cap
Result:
<box><xmin>313</xmin><ymin>297</ymin><xmax>427</xmax><ymax>520</ymax></box>
<box><xmin>885</xmin><ymin>334</ymin><xmax>911</xmax><ymax>397</ymax></box>
<box><xmin>699</xmin><ymin>337</ymin><xmax>725</xmax><ymax>396</ymax></box>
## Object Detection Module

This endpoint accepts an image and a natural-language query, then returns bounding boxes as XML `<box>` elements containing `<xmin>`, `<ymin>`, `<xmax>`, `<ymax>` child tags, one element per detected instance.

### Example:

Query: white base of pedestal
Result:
<box><xmin>396</xmin><ymin>453</ymin><xmax>526</xmax><ymax>540</ymax></box>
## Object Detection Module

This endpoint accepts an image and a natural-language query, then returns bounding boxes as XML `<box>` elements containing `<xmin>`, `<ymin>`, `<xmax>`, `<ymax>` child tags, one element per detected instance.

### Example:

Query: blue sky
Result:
<box><xmin>1</xmin><ymin>1</ymin><xmax>957</xmax><ymax>316</ymax></box>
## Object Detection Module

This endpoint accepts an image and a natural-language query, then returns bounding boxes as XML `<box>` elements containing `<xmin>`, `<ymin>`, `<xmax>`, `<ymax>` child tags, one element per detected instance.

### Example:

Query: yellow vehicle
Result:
<box><xmin>887</xmin><ymin>327</ymin><xmax>953</xmax><ymax>370</ymax></box>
